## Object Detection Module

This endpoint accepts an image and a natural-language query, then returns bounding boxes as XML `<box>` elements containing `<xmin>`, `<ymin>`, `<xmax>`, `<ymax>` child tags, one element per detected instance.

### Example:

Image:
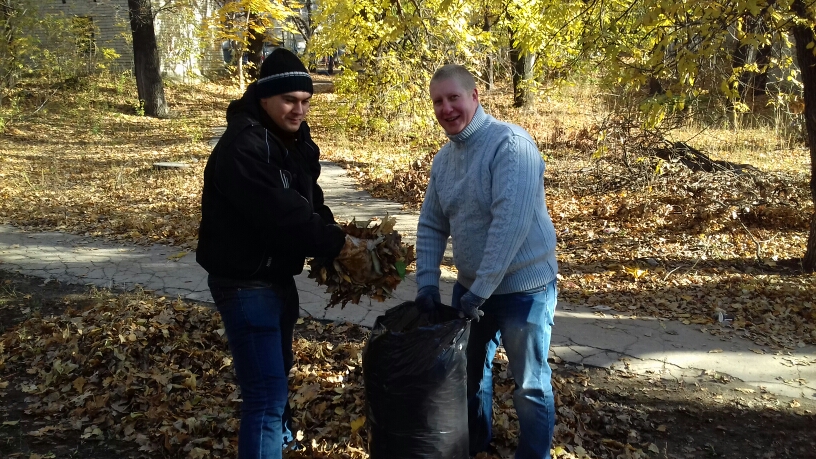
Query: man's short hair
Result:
<box><xmin>430</xmin><ymin>64</ymin><xmax>476</xmax><ymax>92</ymax></box>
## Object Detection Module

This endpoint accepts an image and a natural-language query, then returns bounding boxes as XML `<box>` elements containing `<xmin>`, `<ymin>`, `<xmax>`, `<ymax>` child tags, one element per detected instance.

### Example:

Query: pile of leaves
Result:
<box><xmin>1</xmin><ymin>293</ymin><xmax>240</xmax><ymax>457</ymax></box>
<box><xmin>1</xmin><ymin>277</ymin><xmax>814</xmax><ymax>459</ymax></box>
<box><xmin>545</xmin><ymin>150</ymin><xmax>816</xmax><ymax>349</ymax></box>
<box><xmin>307</xmin><ymin>216</ymin><xmax>416</xmax><ymax>307</ymax></box>
<box><xmin>0</xmin><ymin>290</ymin><xmax>371</xmax><ymax>458</ymax></box>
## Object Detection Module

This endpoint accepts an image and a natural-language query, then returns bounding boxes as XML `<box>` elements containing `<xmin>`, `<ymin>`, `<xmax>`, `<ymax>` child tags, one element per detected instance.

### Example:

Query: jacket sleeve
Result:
<box><xmin>312</xmin><ymin>172</ymin><xmax>336</xmax><ymax>224</ymax></box>
<box><xmin>213</xmin><ymin>127</ymin><xmax>345</xmax><ymax>258</ymax></box>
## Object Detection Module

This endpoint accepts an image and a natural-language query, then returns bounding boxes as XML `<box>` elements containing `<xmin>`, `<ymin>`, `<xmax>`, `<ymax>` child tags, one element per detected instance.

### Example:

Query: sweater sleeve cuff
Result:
<box><xmin>416</xmin><ymin>272</ymin><xmax>441</xmax><ymax>290</ymax></box>
<box><xmin>467</xmin><ymin>280</ymin><xmax>495</xmax><ymax>300</ymax></box>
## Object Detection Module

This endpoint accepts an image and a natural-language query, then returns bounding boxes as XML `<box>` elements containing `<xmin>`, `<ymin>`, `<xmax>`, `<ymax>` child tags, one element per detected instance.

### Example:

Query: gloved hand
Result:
<box><xmin>415</xmin><ymin>285</ymin><xmax>441</xmax><ymax>312</ymax></box>
<box><xmin>457</xmin><ymin>291</ymin><xmax>486</xmax><ymax>321</ymax></box>
<box><xmin>322</xmin><ymin>224</ymin><xmax>347</xmax><ymax>262</ymax></box>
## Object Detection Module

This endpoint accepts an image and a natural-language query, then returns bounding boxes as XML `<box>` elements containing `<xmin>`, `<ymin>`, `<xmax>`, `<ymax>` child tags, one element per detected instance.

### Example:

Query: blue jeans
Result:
<box><xmin>210</xmin><ymin>279</ymin><xmax>299</xmax><ymax>459</ymax></box>
<box><xmin>453</xmin><ymin>280</ymin><xmax>557</xmax><ymax>459</ymax></box>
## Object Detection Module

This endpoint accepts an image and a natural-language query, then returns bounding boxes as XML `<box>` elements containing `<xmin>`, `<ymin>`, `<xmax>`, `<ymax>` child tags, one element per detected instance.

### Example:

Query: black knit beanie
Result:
<box><xmin>256</xmin><ymin>48</ymin><xmax>313</xmax><ymax>99</ymax></box>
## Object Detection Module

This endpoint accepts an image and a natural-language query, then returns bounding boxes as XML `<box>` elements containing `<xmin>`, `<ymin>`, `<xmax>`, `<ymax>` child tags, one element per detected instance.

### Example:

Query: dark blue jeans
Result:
<box><xmin>210</xmin><ymin>279</ymin><xmax>299</xmax><ymax>459</ymax></box>
<box><xmin>453</xmin><ymin>280</ymin><xmax>557</xmax><ymax>459</ymax></box>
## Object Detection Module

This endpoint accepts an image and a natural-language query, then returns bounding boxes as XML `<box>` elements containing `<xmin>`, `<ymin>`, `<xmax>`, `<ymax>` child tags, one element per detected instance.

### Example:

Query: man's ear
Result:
<box><xmin>472</xmin><ymin>87</ymin><xmax>479</xmax><ymax>103</ymax></box>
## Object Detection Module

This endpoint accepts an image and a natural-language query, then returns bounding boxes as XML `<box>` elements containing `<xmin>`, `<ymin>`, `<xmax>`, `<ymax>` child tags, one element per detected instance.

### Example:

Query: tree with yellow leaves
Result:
<box><xmin>207</xmin><ymin>0</ymin><xmax>291</xmax><ymax>89</ymax></box>
<box><xmin>310</xmin><ymin>0</ymin><xmax>816</xmax><ymax>270</ymax></box>
<box><xmin>581</xmin><ymin>0</ymin><xmax>816</xmax><ymax>268</ymax></box>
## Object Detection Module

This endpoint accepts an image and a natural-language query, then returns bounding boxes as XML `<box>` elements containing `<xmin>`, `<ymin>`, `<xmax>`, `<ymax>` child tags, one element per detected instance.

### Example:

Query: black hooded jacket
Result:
<box><xmin>196</xmin><ymin>83</ymin><xmax>345</xmax><ymax>283</ymax></box>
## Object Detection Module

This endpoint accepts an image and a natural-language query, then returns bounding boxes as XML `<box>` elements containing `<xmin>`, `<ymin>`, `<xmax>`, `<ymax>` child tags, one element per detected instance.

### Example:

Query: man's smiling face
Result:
<box><xmin>429</xmin><ymin>77</ymin><xmax>479</xmax><ymax>136</ymax></box>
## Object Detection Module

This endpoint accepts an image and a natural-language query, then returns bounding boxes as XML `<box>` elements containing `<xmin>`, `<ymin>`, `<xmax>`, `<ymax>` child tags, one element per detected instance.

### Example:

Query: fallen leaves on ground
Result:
<box><xmin>3</xmin><ymin>286</ymin><xmax>813</xmax><ymax>459</ymax></box>
<box><xmin>547</xmin><ymin>157</ymin><xmax>816</xmax><ymax>350</ymax></box>
<box><xmin>0</xmin><ymin>77</ymin><xmax>232</xmax><ymax>250</ymax></box>
<box><xmin>0</xmin><ymin>289</ymin><xmax>372</xmax><ymax>458</ymax></box>
<box><xmin>308</xmin><ymin>216</ymin><xmax>416</xmax><ymax>307</ymax></box>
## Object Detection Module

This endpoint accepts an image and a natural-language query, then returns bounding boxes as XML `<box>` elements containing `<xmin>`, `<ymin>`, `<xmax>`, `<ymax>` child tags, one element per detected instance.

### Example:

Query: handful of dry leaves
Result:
<box><xmin>308</xmin><ymin>216</ymin><xmax>416</xmax><ymax>308</ymax></box>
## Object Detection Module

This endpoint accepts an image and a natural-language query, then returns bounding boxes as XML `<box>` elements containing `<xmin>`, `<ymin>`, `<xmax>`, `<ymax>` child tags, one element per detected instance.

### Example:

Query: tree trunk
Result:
<box><xmin>486</xmin><ymin>54</ymin><xmax>494</xmax><ymax>90</ymax></box>
<box><xmin>509</xmin><ymin>33</ymin><xmax>535</xmax><ymax>108</ymax></box>
<box><xmin>301</xmin><ymin>0</ymin><xmax>314</xmax><ymax>44</ymax></box>
<box><xmin>791</xmin><ymin>0</ymin><xmax>816</xmax><ymax>271</ymax></box>
<box><xmin>483</xmin><ymin>12</ymin><xmax>493</xmax><ymax>90</ymax></box>
<box><xmin>509</xmin><ymin>43</ymin><xmax>523</xmax><ymax>107</ymax></box>
<box><xmin>237</xmin><ymin>47</ymin><xmax>245</xmax><ymax>91</ymax></box>
<box><xmin>246</xmin><ymin>12</ymin><xmax>265</xmax><ymax>80</ymax></box>
<box><xmin>127</xmin><ymin>0</ymin><xmax>168</xmax><ymax>118</ymax></box>
<box><xmin>237</xmin><ymin>11</ymin><xmax>250</xmax><ymax>91</ymax></box>
<box><xmin>733</xmin><ymin>14</ymin><xmax>771</xmax><ymax>102</ymax></box>
<box><xmin>0</xmin><ymin>0</ymin><xmax>18</xmax><ymax>100</ymax></box>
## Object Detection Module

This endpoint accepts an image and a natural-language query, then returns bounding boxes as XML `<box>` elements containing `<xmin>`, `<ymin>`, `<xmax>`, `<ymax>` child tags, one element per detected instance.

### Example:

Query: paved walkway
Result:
<box><xmin>1</xmin><ymin>162</ymin><xmax>814</xmax><ymax>402</ymax></box>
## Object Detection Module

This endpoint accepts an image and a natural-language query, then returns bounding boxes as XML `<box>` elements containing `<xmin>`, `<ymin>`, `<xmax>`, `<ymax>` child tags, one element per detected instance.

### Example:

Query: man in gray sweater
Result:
<box><xmin>414</xmin><ymin>64</ymin><xmax>559</xmax><ymax>459</ymax></box>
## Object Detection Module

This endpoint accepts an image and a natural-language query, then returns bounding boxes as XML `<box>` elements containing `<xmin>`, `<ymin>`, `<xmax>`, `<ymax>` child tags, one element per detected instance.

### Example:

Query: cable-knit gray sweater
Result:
<box><xmin>415</xmin><ymin>105</ymin><xmax>558</xmax><ymax>299</ymax></box>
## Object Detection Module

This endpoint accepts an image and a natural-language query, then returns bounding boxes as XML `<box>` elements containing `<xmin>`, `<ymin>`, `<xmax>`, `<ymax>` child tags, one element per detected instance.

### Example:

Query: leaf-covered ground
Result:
<box><xmin>1</xmin><ymin>270</ymin><xmax>813</xmax><ymax>459</ymax></box>
<box><xmin>1</xmin><ymin>74</ymin><xmax>815</xmax><ymax>458</ymax></box>
<box><xmin>0</xmin><ymin>77</ymin><xmax>222</xmax><ymax>249</ymax></box>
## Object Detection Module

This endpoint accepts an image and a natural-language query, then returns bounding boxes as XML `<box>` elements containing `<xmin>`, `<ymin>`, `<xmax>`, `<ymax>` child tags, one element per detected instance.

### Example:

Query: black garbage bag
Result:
<box><xmin>363</xmin><ymin>301</ymin><xmax>470</xmax><ymax>459</ymax></box>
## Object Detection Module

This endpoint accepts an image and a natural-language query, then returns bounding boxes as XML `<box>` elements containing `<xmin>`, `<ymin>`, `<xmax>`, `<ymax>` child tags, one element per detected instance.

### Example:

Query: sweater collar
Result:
<box><xmin>447</xmin><ymin>105</ymin><xmax>486</xmax><ymax>143</ymax></box>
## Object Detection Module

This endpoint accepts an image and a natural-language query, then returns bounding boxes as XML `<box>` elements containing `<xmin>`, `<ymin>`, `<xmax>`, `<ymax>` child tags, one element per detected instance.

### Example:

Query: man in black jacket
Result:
<box><xmin>197</xmin><ymin>48</ymin><xmax>346</xmax><ymax>459</ymax></box>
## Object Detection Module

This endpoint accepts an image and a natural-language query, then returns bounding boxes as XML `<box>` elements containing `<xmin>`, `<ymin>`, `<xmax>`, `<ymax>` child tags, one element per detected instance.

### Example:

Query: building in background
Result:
<box><xmin>41</xmin><ymin>0</ymin><xmax>224</xmax><ymax>81</ymax></box>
